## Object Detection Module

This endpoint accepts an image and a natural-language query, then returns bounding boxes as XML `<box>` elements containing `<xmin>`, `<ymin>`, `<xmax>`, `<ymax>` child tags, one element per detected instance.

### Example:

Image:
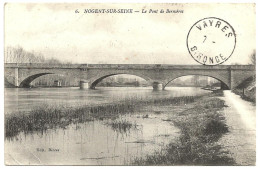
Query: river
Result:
<box><xmin>4</xmin><ymin>87</ymin><xmax>210</xmax><ymax>113</ymax></box>
<box><xmin>5</xmin><ymin>87</ymin><xmax>210</xmax><ymax>165</ymax></box>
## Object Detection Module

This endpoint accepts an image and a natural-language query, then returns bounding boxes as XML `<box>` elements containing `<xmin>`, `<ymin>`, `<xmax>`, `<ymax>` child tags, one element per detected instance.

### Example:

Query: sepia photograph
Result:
<box><xmin>2</xmin><ymin>2</ymin><xmax>257</xmax><ymax>166</ymax></box>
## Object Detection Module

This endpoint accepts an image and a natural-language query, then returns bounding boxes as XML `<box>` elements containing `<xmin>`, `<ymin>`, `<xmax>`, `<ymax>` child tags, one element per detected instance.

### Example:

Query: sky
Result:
<box><xmin>4</xmin><ymin>3</ymin><xmax>256</xmax><ymax>64</ymax></box>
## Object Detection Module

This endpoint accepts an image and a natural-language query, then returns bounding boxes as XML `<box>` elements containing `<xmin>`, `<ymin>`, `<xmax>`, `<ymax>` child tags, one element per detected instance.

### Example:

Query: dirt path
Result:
<box><xmin>219</xmin><ymin>91</ymin><xmax>256</xmax><ymax>165</ymax></box>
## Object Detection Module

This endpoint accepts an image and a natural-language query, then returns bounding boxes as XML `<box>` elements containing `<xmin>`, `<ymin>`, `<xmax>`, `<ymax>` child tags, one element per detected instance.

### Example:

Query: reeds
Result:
<box><xmin>5</xmin><ymin>95</ymin><xmax>200</xmax><ymax>139</ymax></box>
<box><xmin>106</xmin><ymin>119</ymin><xmax>137</xmax><ymax>133</ymax></box>
<box><xmin>132</xmin><ymin>95</ymin><xmax>236</xmax><ymax>165</ymax></box>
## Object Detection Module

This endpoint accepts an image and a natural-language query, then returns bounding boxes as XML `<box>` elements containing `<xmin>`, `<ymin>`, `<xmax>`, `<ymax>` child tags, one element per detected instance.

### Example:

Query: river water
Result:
<box><xmin>5</xmin><ymin>87</ymin><xmax>210</xmax><ymax>165</ymax></box>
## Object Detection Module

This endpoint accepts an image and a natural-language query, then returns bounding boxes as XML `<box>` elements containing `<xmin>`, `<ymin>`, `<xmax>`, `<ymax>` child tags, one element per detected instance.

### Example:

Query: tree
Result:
<box><xmin>5</xmin><ymin>46</ymin><xmax>25</xmax><ymax>63</ymax></box>
<box><xmin>4</xmin><ymin>46</ymin><xmax>63</xmax><ymax>64</ymax></box>
<box><xmin>250</xmin><ymin>50</ymin><xmax>256</xmax><ymax>65</ymax></box>
<box><xmin>44</xmin><ymin>58</ymin><xmax>62</xmax><ymax>64</ymax></box>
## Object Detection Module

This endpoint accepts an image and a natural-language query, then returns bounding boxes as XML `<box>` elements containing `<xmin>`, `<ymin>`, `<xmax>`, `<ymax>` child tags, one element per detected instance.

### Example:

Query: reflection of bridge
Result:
<box><xmin>4</xmin><ymin>63</ymin><xmax>255</xmax><ymax>90</ymax></box>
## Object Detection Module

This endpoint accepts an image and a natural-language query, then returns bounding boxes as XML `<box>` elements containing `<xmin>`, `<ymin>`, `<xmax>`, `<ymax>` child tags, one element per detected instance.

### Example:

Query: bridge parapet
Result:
<box><xmin>4</xmin><ymin>63</ymin><xmax>82</xmax><ymax>69</ymax></box>
<box><xmin>229</xmin><ymin>65</ymin><xmax>255</xmax><ymax>70</ymax></box>
<box><xmin>4</xmin><ymin>63</ymin><xmax>255</xmax><ymax>89</ymax></box>
<box><xmin>4</xmin><ymin>63</ymin><xmax>255</xmax><ymax>70</ymax></box>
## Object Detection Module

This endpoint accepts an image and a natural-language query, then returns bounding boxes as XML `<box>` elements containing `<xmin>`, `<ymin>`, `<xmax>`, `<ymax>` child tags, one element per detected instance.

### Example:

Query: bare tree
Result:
<box><xmin>44</xmin><ymin>58</ymin><xmax>62</xmax><ymax>64</ymax></box>
<box><xmin>250</xmin><ymin>50</ymin><xmax>256</xmax><ymax>65</ymax></box>
<box><xmin>5</xmin><ymin>46</ymin><xmax>29</xmax><ymax>63</ymax></box>
<box><xmin>4</xmin><ymin>46</ymin><xmax>61</xmax><ymax>64</ymax></box>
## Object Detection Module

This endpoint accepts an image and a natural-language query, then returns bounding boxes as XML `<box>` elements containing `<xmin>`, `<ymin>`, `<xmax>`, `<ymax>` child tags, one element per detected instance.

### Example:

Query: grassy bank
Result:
<box><xmin>5</xmin><ymin>96</ymin><xmax>199</xmax><ymax>139</ymax></box>
<box><xmin>233</xmin><ymin>76</ymin><xmax>256</xmax><ymax>103</ymax></box>
<box><xmin>133</xmin><ymin>91</ymin><xmax>236</xmax><ymax>165</ymax></box>
<box><xmin>233</xmin><ymin>88</ymin><xmax>256</xmax><ymax>103</ymax></box>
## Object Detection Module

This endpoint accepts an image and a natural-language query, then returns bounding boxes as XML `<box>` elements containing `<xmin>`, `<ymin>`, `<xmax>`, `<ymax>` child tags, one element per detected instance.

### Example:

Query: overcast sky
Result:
<box><xmin>4</xmin><ymin>3</ymin><xmax>255</xmax><ymax>64</ymax></box>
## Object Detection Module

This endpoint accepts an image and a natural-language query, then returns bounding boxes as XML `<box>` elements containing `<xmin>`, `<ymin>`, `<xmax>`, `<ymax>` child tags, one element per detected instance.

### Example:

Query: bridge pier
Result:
<box><xmin>4</xmin><ymin>64</ymin><xmax>255</xmax><ymax>91</ymax></box>
<box><xmin>79</xmin><ymin>81</ymin><xmax>89</xmax><ymax>89</ymax></box>
<box><xmin>153</xmin><ymin>82</ymin><xmax>163</xmax><ymax>90</ymax></box>
<box><xmin>221</xmin><ymin>81</ymin><xmax>230</xmax><ymax>90</ymax></box>
<box><xmin>15</xmin><ymin>68</ymin><xmax>19</xmax><ymax>87</ymax></box>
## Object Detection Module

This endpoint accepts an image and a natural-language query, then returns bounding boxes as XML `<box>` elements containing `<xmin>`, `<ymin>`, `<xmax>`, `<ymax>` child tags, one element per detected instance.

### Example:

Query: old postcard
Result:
<box><xmin>3</xmin><ymin>3</ymin><xmax>256</xmax><ymax>166</ymax></box>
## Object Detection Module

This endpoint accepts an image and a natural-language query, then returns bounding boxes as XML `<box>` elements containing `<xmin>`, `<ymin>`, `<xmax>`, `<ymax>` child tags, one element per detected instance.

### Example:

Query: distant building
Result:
<box><xmin>192</xmin><ymin>75</ymin><xmax>211</xmax><ymax>87</ymax></box>
<box><xmin>54</xmin><ymin>80</ymin><xmax>62</xmax><ymax>87</ymax></box>
<box><xmin>208</xmin><ymin>77</ymin><xmax>219</xmax><ymax>85</ymax></box>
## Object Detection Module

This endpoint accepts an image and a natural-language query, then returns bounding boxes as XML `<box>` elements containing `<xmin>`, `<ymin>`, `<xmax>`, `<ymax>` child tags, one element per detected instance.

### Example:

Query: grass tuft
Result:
<box><xmin>132</xmin><ymin>96</ymin><xmax>235</xmax><ymax>166</ymax></box>
<box><xmin>5</xmin><ymin>95</ymin><xmax>200</xmax><ymax>139</ymax></box>
<box><xmin>106</xmin><ymin>119</ymin><xmax>137</xmax><ymax>133</ymax></box>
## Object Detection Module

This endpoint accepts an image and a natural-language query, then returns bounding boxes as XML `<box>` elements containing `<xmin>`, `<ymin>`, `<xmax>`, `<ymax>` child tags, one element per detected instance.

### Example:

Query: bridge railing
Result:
<box><xmin>4</xmin><ymin>63</ymin><xmax>255</xmax><ymax>70</ymax></box>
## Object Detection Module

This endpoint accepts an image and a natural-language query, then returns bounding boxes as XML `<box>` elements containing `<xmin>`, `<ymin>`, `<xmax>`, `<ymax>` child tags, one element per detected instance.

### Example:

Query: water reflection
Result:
<box><xmin>4</xmin><ymin>87</ymin><xmax>210</xmax><ymax>165</ymax></box>
<box><xmin>5</xmin><ymin>87</ymin><xmax>209</xmax><ymax>113</ymax></box>
<box><xmin>5</xmin><ymin>113</ymin><xmax>180</xmax><ymax>165</ymax></box>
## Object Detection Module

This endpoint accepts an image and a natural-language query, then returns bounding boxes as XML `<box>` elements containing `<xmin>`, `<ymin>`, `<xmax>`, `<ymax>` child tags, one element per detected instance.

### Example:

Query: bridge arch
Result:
<box><xmin>19</xmin><ymin>73</ymin><xmax>54</xmax><ymax>87</ymax></box>
<box><xmin>17</xmin><ymin>68</ymin><xmax>83</xmax><ymax>88</ymax></box>
<box><xmin>4</xmin><ymin>64</ymin><xmax>255</xmax><ymax>90</ymax></box>
<box><xmin>89</xmin><ymin>73</ymin><xmax>152</xmax><ymax>89</ymax></box>
<box><xmin>163</xmin><ymin>74</ymin><xmax>230</xmax><ymax>90</ymax></box>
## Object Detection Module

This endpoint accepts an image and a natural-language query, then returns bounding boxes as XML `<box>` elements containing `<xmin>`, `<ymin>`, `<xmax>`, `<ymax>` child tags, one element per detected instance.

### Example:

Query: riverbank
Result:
<box><xmin>5</xmin><ymin>96</ymin><xmax>197</xmax><ymax>138</ymax></box>
<box><xmin>5</xmin><ymin>91</ymin><xmax>239</xmax><ymax>165</ymax></box>
<box><xmin>133</xmin><ymin>90</ymin><xmax>236</xmax><ymax>165</ymax></box>
<box><xmin>233</xmin><ymin>77</ymin><xmax>256</xmax><ymax>104</ymax></box>
<box><xmin>218</xmin><ymin>91</ymin><xmax>256</xmax><ymax>165</ymax></box>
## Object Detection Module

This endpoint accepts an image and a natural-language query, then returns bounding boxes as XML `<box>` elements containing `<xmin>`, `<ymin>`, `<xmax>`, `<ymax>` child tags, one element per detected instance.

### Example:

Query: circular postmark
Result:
<box><xmin>187</xmin><ymin>17</ymin><xmax>236</xmax><ymax>65</ymax></box>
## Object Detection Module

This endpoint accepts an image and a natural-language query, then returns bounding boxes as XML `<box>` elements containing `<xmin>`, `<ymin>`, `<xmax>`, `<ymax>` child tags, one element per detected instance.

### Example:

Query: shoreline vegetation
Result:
<box><xmin>5</xmin><ymin>90</ymin><xmax>236</xmax><ymax>165</ymax></box>
<box><xmin>132</xmin><ymin>91</ymin><xmax>235</xmax><ymax>165</ymax></box>
<box><xmin>5</xmin><ymin>96</ymin><xmax>197</xmax><ymax>138</ymax></box>
<box><xmin>233</xmin><ymin>75</ymin><xmax>256</xmax><ymax>104</ymax></box>
<box><xmin>233</xmin><ymin>88</ymin><xmax>256</xmax><ymax>104</ymax></box>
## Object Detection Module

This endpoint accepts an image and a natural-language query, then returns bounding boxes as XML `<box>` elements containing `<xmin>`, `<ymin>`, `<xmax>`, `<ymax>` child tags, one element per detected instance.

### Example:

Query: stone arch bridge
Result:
<box><xmin>4</xmin><ymin>63</ymin><xmax>255</xmax><ymax>90</ymax></box>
